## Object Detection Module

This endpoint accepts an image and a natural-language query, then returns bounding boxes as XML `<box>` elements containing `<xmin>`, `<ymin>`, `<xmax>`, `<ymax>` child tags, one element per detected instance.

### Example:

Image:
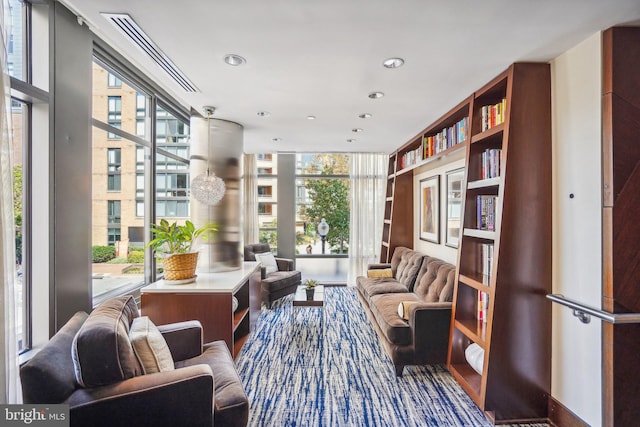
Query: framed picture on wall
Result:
<box><xmin>445</xmin><ymin>168</ymin><xmax>465</xmax><ymax>248</ymax></box>
<box><xmin>419</xmin><ymin>175</ymin><xmax>440</xmax><ymax>243</ymax></box>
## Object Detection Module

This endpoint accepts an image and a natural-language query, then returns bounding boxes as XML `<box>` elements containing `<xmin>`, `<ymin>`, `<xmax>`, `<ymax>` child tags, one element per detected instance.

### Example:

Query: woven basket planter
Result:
<box><xmin>162</xmin><ymin>252</ymin><xmax>199</xmax><ymax>280</ymax></box>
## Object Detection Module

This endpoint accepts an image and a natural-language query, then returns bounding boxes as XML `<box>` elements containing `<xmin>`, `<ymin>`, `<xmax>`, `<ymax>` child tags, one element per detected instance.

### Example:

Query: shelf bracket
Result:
<box><xmin>547</xmin><ymin>294</ymin><xmax>640</xmax><ymax>324</ymax></box>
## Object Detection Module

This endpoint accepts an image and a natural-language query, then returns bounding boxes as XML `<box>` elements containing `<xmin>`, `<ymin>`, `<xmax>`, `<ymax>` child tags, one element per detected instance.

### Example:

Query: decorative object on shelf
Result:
<box><xmin>232</xmin><ymin>296</ymin><xmax>239</xmax><ymax>313</ymax></box>
<box><xmin>445</xmin><ymin>168</ymin><xmax>465</xmax><ymax>248</ymax></box>
<box><xmin>317</xmin><ymin>219</ymin><xmax>330</xmax><ymax>254</ymax></box>
<box><xmin>419</xmin><ymin>175</ymin><xmax>440</xmax><ymax>243</ymax></box>
<box><xmin>304</xmin><ymin>279</ymin><xmax>318</xmax><ymax>300</ymax></box>
<box><xmin>146</xmin><ymin>219</ymin><xmax>217</xmax><ymax>280</ymax></box>
<box><xmin>191</xmin><ymin>106</ymin><xmax>226</xmax><ymax>205</ymax></box>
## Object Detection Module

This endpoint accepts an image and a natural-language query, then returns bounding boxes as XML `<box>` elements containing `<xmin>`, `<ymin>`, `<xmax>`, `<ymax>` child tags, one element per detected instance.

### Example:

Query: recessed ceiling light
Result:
<box><xmin>368</xmin><ymin>91</ymin><xmax>384</xmax><ymax>99</ymax></box>
<box><xmin>383</xmin><ymin>57</ymin><xmax>405</xmax><ymax>68</ymax></box>
<box><xmin>307</xmin><ymin>115</ymin><xmax>316</xmax><ymax>120</ymax></box>
<box><xmin>257</xmin><ymin>111</ymin><xmax>270</xmax><ymax>117</ymax></box>
<box><xmin>224</xmin><ymin>54</ymin><xmax>246</xmax><ymax>66</ymax></box>
<box><xmin>359</xmin><ymin>113</ymin><xmax>372</xmax><ymax>119</ymax></box>
<box><xmin>352</xmin><ymin>128</ymin><xmax>363</xmax><ymax>133</ymax></box>
<box><xmin>347</xmin><ymin>139</ymin><xmax>356</xmax><ymax>143</ymax></box>
<box><xmin>272</xmin><ymin>138</ymin><xmax>282</xmax><ymax>142</ymax></box>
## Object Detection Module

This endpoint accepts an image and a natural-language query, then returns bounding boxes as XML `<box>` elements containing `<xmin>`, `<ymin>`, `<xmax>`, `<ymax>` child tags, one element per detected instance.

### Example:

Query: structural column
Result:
<box><xmin>190</xmin><ymin>116</ymin><xmax>243</xmax><ymax>271</ymax></box>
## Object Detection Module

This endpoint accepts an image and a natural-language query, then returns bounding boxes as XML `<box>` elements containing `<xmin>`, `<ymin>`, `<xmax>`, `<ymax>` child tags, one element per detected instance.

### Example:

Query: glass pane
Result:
<box><xmin>256</xmin><ymin>154</ymin><xmax>277</xmax><ymax>251</ymax></box>
<box><xmin>92</xmin><ymin>60</ymin><xmax>148</xmax><ymax>300</ymax></box>
<box><xmin>155</xmin><ymin>105</ymin><xmax>189</xmax><ymax>220</ymax></box>
<box><xmin>11</xmin><ymin>99</ymin><xmax>27</xmax><ymax>351</ymax></box>
<box><xmin>295</xmin><ymin>154</ymin><xmax>350</xmax><ymax>255</ymax></box>
<box><xmin>6</xmin><ymin>0</ymin><xmax>24</xmax><ymax>81</ymax></box>
<box><xmin>295</xmin><ymin>153</ymin><xmax>349</xmax><ymax>175</ymax></box>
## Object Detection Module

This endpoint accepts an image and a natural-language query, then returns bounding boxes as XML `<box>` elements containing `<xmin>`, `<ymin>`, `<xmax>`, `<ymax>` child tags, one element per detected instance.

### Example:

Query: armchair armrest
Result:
<box><xmin>67</xmin><ymin>364</ymin><xmax>214</xmax><ymax>427</ymax></box>
<box><xmin>157</xmin><ymin>321</ymin><xmax>203</xmax><ymax>362</ymax></box>
<box><xmin>367</xmin><ymin>263</ymin><xmax>392</xmax><ymax>271</ymax></box>
<box><xmin>409</xmin><ymin>302</ymin><xmax>452</xmax><ymax>364</ymax></box>
<box><xmin>275</xmin><ymin>257</ymin><xmax>294</xmax><ymax>271</ymax></box>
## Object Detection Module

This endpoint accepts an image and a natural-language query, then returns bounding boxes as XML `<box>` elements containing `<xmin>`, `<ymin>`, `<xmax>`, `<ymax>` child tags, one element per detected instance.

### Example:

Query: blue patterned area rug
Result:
<box><xmin>235</xmin><ymin>286</ymin><xmax>548</xmax><ymax>427</ymax></box>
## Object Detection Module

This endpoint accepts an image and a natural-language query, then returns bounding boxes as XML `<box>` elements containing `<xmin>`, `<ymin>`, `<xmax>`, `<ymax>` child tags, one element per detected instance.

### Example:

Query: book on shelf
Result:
<box><xmin>481</xmin><ymin>99</ymin><xmax>507</xmax><ymax>132</ymax></box>
<box><xmin>421</xmin><ymin>117</ymin><xmax>469</xmax><ymax>159</ymax></box>
<box><xmin>476</xmin><ymin>195</ymin><xmax>498</xmax><ymax>231</ymax></box>
<box><xmin>481</xmin><ymin>243</ymin><xmax>494</xmax><ymax>286</ymax></box>
<box><xmin>478</xmin><ymin>291</ymin><xmax>489</xmax><ymax>323</ymax></box>
<box><xmin>480</xmin><ymin>148</ymin><xmax>501</xmax><ymax>179</ymax></box>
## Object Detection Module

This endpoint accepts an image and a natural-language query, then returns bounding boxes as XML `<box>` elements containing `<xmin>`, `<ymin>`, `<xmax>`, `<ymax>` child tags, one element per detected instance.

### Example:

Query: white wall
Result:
<box><xmin>413</xmin><ymin>152</ymin><xmax>465</xmax><ymax>264</ymax></box>
<box><xmin>551</xmin><ymin>32</ymin><xmax>602</xmax><ymax>426</ymax></box>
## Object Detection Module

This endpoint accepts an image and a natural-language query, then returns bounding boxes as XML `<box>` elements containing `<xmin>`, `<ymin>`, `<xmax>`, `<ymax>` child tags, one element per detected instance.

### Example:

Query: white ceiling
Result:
<box><xmin>61</xmin><ymin>0</ymin><xmax>640</xmax><ymax>154</ymax></box>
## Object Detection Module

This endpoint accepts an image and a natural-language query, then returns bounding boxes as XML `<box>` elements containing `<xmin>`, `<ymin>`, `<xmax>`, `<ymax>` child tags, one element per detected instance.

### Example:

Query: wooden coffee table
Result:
<box><xmin>291</xmin><ymin>285</ymin><xmax>324</xmax><ymax>326</ymax></box>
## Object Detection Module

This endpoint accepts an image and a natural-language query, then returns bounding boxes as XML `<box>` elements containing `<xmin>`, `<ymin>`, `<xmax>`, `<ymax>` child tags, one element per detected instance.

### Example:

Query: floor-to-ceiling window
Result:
<box><xmin>90</xmin><ymin>57</ymin><xmax>191</xmax><ymax>304</ymax></box>
<box><xmin>257</xmin><ymin>153</ymin><xmax>277</xmax><ymax>252</ymax></box>
<box><xmin>294</xmin><ymin>154</ymin><xmax>349</xmax><ymax>282</ymax></box>
<box><xmin>7</xmin><ymin>0</ymin><xmax>45</xmax><ymax>354</ymax></box>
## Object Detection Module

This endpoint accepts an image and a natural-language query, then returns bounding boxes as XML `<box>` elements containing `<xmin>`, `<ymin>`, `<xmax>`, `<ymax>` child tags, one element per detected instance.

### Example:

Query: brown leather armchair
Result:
<box><xmin>244</xmin><ymin>243</ymin><xmax>302</xmax><ymax>308</ymax></box>
<box><xmin>20</xmin><ymin>296</ymin><xmax>248</xmax><ymax>427</ymax></box>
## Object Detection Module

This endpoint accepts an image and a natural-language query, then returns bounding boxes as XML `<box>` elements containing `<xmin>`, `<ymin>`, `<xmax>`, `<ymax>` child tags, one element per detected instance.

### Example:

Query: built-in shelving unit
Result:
<box><xmin>447</xmin><ymin>63</ymin><xmax>552</xmax><ymax>423</ymax></box>
<box><xmin>380</xmin><ymin>98</ymin><xmax>471</xmax><ymax>262</ymax></box>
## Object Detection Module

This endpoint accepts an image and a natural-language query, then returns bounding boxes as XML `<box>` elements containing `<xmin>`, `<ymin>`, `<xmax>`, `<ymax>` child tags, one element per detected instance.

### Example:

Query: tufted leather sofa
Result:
<box><xmin>356</xmin><ymin>247</ymin><xmax>455</xmax><ymax>376</ymax></box>
<box><xmin>20</xmin><ymin>296</ymin><xmax>249</xmax><ymax>427</ymax></box>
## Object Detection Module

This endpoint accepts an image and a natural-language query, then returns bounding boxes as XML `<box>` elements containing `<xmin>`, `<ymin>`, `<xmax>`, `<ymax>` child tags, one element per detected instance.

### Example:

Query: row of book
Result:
<box><xmin>481</xmin><ymin>99</ymin><xmax>507</xmax><ymax>132</ymax></box>
<box><xmin>399</xmin><ymin>146</ymin><xmax>422</xmax><ymax>169</ymax></box>
<box><xmin>422</xmin><ymin>117</ymin><xmax>469</xmax><ymax>158</ymax></box>
<box><xmin>476</xmin><ymin>195</ymin><xmax>498</xmax><ymax>231</ymax></box>
<box><xmin>398</xmin><ymin>117</ymin><xmax>469</xmax><ymax>170</ymax></box>
<box><xmin>480</xmin><ymin>148</ymin><xmax>501</xmax><ymax>179</ymax></box>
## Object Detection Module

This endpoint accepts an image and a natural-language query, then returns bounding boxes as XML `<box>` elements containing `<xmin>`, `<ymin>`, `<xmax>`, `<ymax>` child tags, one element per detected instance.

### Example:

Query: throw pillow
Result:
<box><xmin>72</xmin><ymin>295</ymin><xmax>142</xmax><ymax>388</ymax></box>
<box><xmin>129</xmin><ymin>316</ymin><xmax>175</xmax><ymax>374</ymax></box>
<box><xmin>255</xmin><ymin>252</ymin><xmax>278</xmax><ymax>274</ymax></box>
<box><xmin>367</xmin><ymin>268</ymin><xmax>393</xmax><ymax>278</ymax></box>
<box><xmin>397</xmin><ymin>301</ymin><xmax>416</xmax><ymax>321</ymax></box>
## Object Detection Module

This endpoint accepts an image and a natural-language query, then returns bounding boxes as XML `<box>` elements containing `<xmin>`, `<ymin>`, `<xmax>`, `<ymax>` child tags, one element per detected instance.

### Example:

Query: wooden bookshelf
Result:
<box><xmin>447</xmin><ymin>63</ymin><xmax>552</xmax><ymax>423</ymax></box>
<box><xmin>380</xmin><ymin>98</ymin><xmax>470</xmax><ymax>262</ymax></box>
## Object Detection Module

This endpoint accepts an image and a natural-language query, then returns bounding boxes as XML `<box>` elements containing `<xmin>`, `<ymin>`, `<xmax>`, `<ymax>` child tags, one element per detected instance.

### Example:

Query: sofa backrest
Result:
<box><xmin>413</xmin><ymin>258</ymin><xmax>456</xmax><ymax>303</ymax></box>
<box><xmin>72</xmin><ymin>295</ymin><xmax>142</xmax><ymax>388</ymax></box>
<box><xmin>390</xmin><ymin>247</ymin><xmax>424</xmax><ymax>290</ymax></box>
<box><xmin>244</xmin><ymin>243</ymin><xmax>271</xmax><ymax>261</ymax></box>
<box><xmin>20</xmin><ymin>311</ymin><xmax>89</xmax><ymax>404</ymax></box>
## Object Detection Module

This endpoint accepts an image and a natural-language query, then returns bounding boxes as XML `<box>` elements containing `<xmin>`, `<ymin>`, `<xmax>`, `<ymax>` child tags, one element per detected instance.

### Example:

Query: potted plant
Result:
<box><xmin>146</xmin><ymin>219</ymin><xmax>217</xmax><ymax>281</ymax></box>
<box><xmin>304</xmin><ymin>279</ymin><xmax>319</xmax><ymax>300</ymax></box>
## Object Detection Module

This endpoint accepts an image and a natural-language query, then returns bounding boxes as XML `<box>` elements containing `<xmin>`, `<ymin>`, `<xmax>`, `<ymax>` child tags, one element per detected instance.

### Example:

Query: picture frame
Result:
<box><xmin>419</xmin><ymin>175</ymin><xmax>440</xmax><ymax>243</ymax></box>
<box><xmin>445</xmin><ymin>168</ymin><xmax>465</xmax><ymax>248</ymax></box>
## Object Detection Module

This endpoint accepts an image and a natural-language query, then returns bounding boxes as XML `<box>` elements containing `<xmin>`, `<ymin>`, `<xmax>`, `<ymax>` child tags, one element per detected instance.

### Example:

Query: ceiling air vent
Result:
<box><xmin>101</xmin><ymin>13</ymin><xmax>199</xmax><ymax>93</ymax></box>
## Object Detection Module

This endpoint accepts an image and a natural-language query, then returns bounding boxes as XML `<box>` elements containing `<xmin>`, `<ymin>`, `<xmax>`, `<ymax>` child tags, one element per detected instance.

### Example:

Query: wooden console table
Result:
<box><xmin>140</xmin><ymin>262</ymin><xmax>261</xmax><ymax>358</ymax></box>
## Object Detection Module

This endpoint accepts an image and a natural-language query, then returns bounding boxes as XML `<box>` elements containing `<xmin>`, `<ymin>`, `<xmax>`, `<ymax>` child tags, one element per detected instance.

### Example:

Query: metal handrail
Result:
<box><xmin>546</xmin><ymin>294</ymin><xmax>640</xmax><ymax>324</ymax></box>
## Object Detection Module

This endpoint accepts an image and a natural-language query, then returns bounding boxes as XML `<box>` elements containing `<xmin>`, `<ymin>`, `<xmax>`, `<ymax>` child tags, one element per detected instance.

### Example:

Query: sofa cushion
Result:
<box><xmin>356</xmin><ymin>277</ymin><xmax>411</xmax><ymax>304</ymax></box>
<box><xmin>261</xmin><ymin>270</ymin><xmax>302</xmax><ymax>292</ymax></box>
<box><xmin>414</xmin><ymin>259</ymin><xmax>456</xmax><ymax>303</ymax></box>
<box><xmin>72</xmin><ymin>295</ymin><xmax>142</xmax><ymax>388</ymax></box>
<box><xmin>367</xmin><ymin>268</ymin><xmax>393</xmax><ymax>278</ymax></box>
<box><xmin>369</xmin><ymin>293</ymin><xmax>422</xmax><ymax>346</ymax></box>
<box><xmin>130</xmin><ymin>316</ymin><xmax>175</xmax><ymax>374</ymax></box>
<box><xmin>20</xmin><ymin>311</ymin><xmax>89</xmax><ymax>404</ymax></box>
<box><xmin>393</xmin><ymin>249</ymin><xmax>425</xmax><ymax>291</ymax></box>
<box><xmin>176</xmin><ymin>341</ymin><xmax>249</xmax><ymax>427</ymax></box>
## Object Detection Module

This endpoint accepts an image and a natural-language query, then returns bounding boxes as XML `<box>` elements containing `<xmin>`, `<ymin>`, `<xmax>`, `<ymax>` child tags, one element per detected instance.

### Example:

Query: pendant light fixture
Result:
<box><xmin>191</xmin><ymin>106</ymin><xmax>226</xmax><ymax>205</ymax></box>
